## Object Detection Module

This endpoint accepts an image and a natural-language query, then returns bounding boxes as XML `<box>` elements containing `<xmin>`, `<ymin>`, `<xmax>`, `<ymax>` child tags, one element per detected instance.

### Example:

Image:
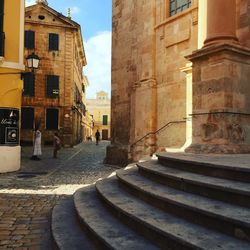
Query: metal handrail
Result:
<box><xmin>130</xmin><ymin>120</ymin><xmax>186</xmax><ymax>148</ymax></box>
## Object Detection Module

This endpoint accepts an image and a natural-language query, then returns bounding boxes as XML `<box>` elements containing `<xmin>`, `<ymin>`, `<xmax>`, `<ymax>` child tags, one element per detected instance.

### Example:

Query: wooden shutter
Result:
<box><xmin>46</xmin><ymin>108</ymin><xmax>58</xmax><ymax>130</ymax></box>
<box><xmin>21</xmin><ymin>107</ymin><xmax>34</xmax><ymax>129</ymax></box>
<box><xmin>23</xmin><ymin>74</ymin><xmax>35</xmax><ymax>96</ymax></box>
<box><xmin>46</xmin><ymin>75</ymin><xmax>59</xmax><ymax>97</ymax></box>
<box><xmin>103</xmin><ymin>115</ymin><xmax>108</xmax><ymax>125</ymax></box>
<box><xmin>49</xmin><ymin>33</ymin><xmax>59</xmax><ymax>51</ymax></box>
<box><xmin>24</xmin><ymin>30</ymin><xmax>35</xmax><ymax>49</ymax></box>
<box><xmin>0</xmin><ymin>0</ymin><xmax>4</xmax><ymax>56</ymax></box>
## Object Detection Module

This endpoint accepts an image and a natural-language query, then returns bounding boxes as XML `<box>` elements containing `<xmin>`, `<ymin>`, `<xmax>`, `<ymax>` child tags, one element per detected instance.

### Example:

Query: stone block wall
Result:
<box><xmin>155</xmin><ymin>2</ymin><xmax>198</xmax><ymax>148</ymax></box>
<box><xmin>108</xmin><ymin>0</ymin><xmax>250</xmax><ymax>165</ymax></box>
<box><xmin>21</xmin><ymin>4</ymin><xmax>86</xmax><ymax>147</ymax></box>
<box><xmin>108</xmin><ymin>0</ymin><xmax>198</xmax><ymax>164</ymax></box>
<box><xmin>237</xmin><ymin>0</ymin><xmax>250</xmax><ymax>47</ymax></box>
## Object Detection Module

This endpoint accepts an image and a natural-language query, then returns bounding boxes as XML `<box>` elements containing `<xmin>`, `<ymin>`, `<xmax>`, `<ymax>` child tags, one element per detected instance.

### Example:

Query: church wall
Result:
<box><xmin>237</xmin><ymin>0</ymin><xmax>250</xmax><ymax>48</ymax></box>
<box><xmin>107</xmin><ymin>0</ymin><xmax>138</xmax><ymax>165</ymax></box>
<box><xmin>108</xmin><ymin>0</ymin><xmax>198</xmax><ymax>164</ymax></box>
<box><xmin>155</xmin><ymin>2</ymin><xmax>198</xmax><ymax>148</ymax></box>
<box><xmin>108</xmin><ymin>0</ymin><xmax>250</xmax><ymax>165</ymax></box>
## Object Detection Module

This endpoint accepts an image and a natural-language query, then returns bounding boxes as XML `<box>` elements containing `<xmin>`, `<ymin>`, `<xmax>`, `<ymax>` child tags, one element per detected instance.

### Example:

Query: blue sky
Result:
<box><xmin>26</xmin><ymin>0</ymin><xmax>112</xmax><ymax>99</ymax></box>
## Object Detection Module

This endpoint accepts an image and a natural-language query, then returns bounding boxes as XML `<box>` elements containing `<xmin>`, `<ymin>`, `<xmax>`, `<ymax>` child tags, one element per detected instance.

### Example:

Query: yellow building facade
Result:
<box><xmin>0</xmin><ymin>0</ymin><xmax>25</xmax><ymax>172</ymax></box>
<box><xmin>82</xmin><ymin>110</ymin><xmax>94</xmax><ymax>140</ymax></box>
<box><xmin>86</xmin><ymin>91</ymin><xmax>111</xmax><ymax>140</ymax></box>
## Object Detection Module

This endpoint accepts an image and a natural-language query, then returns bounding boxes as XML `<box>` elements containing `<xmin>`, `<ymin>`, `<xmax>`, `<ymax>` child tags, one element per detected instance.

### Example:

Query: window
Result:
<box><xmin>0</xmin><ymin>0</ymin><xmax>4</xmax><ymax>56</ymax></box>
<box><xmin>21</xmin><ymin>107</ymin><xmax>34</xmax><ymax>129</ymax></box>
<box><xmin>74</xmin><ymin>84</ymin><xmax>81</xmax><ymax>104</ymax></box>
<box><xmin>46</xmin><ymin>75</ymin><xmax>59</xmax><ymax>97</ymax></box>
<box><xmin>23</xmin><ymin>74</ymin><xmax>35</xmax><ymax>97</ymax></box>
<box><xmin>49</xmin><ymin>33</ymin><xmax>59</xmax><ymax>51</ymax></box>
<box><xmin>46</xmin><ymin>108</ymin><xmax>58</xmax><ymax>129</ymax></box>
<box><xmin>103</xmin><ymin>115</ymin><xmax>108</xmax><ymax>125</ymax></box>
<box><xmin>169</xmin><ymin>0</ymin><xmax>192</xmax><ymax>16</ymax></box>
<box><xmin>24</xmin><ymin>30</ymin><xmax>35</xmax><ymax>49</ymax></box>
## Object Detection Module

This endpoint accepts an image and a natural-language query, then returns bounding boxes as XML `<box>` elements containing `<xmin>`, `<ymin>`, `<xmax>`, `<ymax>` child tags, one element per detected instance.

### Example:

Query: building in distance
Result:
<box><xmin>86</xmin><ymin>91</ymin><xmax>111</xmax><ymax>141</ymax></box>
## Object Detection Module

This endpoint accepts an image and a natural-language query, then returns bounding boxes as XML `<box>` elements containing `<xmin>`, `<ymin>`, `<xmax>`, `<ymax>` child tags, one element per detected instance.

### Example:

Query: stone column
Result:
<box><xmin>197</xmin><ymin>0</ymin><xmax>207</xmax><ymax>49</ymax></box>
<box><xmin>204</xmin><ymin>0</ymin><xmax>238</xmax><ymax>46</ymax></box>
<box><xmin>180</xmin><ymin>63</ymin><xmax>193</xmax><ymax>150</ymax></box>
<box><xmin>186</xmin><ymin>0</ymin><xmax>250</xmax><ymax>154</ymax></box>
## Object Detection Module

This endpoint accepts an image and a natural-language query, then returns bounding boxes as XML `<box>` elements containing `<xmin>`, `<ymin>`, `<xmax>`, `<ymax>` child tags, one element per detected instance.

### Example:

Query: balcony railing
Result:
<box><xmin>0</xmin><ymin>32</ymin><xmax>5</xmax><ymax>57</ymax></box>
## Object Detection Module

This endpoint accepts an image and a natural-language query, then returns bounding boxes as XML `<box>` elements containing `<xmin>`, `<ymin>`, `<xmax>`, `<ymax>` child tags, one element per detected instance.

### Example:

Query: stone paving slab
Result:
<box><xmin>0</xmin><ymin>141</ymin><xmax>116</xmax><ymax>249</ymax></box>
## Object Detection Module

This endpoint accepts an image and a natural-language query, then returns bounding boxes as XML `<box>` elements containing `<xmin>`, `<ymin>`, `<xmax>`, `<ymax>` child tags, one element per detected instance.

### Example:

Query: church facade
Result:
<box><xmin>106</xmin><ymin>0</ymin><xmax>250</xmax><ymax>166</ymax></box>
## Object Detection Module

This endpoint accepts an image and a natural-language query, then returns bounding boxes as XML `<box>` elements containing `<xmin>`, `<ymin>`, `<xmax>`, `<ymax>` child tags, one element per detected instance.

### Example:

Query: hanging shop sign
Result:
<box><xmin>0</xmin><ymin>108</ymin><xmax>19</xmax><ymax>145</ymax></box>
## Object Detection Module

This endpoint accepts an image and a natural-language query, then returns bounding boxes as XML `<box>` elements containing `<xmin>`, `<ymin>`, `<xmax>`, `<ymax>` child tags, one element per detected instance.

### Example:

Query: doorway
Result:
<box><xmin>102</xmin><ymin>129</ymin><xmax>109</xmax><ymax>140</ymax></box>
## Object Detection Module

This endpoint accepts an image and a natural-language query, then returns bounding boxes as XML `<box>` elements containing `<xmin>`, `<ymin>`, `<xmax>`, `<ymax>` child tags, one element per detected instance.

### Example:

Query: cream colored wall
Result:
<box><xmin>82</xmin><ymin>111</ymin><xmax>93</xmax><ymax>140</ymax></box>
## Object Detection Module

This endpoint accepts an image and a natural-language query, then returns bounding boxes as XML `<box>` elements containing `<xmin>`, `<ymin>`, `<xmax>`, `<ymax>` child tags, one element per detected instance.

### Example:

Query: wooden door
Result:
<box><xmin>102</xmin><ymin>129</ymin><xmax>108</xmax><ymax>140</ymax></box>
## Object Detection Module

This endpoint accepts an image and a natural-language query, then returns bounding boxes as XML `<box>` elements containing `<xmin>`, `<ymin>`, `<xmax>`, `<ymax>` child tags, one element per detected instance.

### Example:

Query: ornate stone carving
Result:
<box><xmin>227</xmin><ymin>123</ymin><xmax>245</xmax><ymax>143</ymax></box>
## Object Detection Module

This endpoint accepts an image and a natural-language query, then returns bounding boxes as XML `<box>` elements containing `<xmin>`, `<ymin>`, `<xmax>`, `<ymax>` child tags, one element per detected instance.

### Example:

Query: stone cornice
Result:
<box><xmin>25</xmin><ymin>20</ymin><xmax>78</xmax><ymax>30</ymax></box>
<box><xmin>186</xmin><ymin>43</ymin><xmax>250</xmax><ymax>62</ymax></box>
<box><xmin>154</xmin><ymin>5</ymin><xmax>198</xmax><ymax>30</ymax></box>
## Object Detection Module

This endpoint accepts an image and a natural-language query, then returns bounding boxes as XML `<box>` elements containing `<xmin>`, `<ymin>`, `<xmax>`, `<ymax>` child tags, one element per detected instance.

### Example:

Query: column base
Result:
<box><xmin>104</xmin><ymin>144</ymin><xmax>131</xmax><ymax>167</ymax></box>
<box><xmin>0</xmin><ymin>146</ymin><xmax>21</xmax><ymax>173</ymax></box>
<box><xmin>185</xmin><ymin>143</ymin><xmax>250</xmax><ymax>154</ymax></box>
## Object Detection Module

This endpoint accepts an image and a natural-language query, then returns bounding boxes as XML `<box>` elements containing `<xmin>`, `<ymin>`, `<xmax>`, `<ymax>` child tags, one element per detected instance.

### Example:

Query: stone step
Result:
<box><xmin>74</xmin><ymin>185</ymin><xmax>159</xmax><ymax>250</ymax></box>
<box><xmin>116</xmin><ymin>167</ymin><xmax>250</xmax><ymax>241</ymax></box>
<box><xmin>96</xmin><ymin>176</ymin><xmax>250</xmax><ymax>250</ymax></box>
<box><xmin>51</xmin><ymin>198</ymin><xmax>96</xmax><ymax>250</ymax></box>
<box><xmin>157</xmin><ymin>153</ymin><xmax>250</xmax><ymax>182</ymax></box>
<box><xmin>138</xmin><ymin>160</ymin><xmax>250</xmax><ymax>208</ymax></box>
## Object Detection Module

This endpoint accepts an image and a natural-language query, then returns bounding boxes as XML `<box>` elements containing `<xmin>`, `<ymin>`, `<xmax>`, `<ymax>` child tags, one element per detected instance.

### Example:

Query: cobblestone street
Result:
<box><xmin>0</xmin><ymin>141</ymin><xmax>117</xmax><ymax>249</ymax></box>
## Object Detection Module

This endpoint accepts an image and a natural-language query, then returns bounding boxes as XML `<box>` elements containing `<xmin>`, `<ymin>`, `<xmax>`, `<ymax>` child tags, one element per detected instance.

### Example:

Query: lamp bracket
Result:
<box><xmin>20</xmin><ymin>72</ymin><xmax>33</xmax><ymax>80</ymax></box>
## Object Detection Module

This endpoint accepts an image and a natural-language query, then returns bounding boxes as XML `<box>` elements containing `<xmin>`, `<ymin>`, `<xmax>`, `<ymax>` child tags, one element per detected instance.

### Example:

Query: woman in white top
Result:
<box><xmin>31</xmin><ymin>129</ymin><xmax>42</xmax><ymax>160</ymax></box>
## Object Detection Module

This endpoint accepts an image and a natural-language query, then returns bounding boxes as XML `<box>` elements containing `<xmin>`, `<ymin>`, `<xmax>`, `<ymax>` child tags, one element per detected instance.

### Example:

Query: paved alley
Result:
<box><xmin>0</xmin><ymin>141</ymin><xmax>117</xmax><ymax>249</ymax></box>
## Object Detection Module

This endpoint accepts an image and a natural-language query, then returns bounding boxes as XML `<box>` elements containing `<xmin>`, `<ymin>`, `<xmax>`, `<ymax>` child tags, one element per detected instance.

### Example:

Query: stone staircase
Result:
<box><xmin>51</xmin><ymin>153</ymin><xmax>250</xmax><ymax>249</ymax></box>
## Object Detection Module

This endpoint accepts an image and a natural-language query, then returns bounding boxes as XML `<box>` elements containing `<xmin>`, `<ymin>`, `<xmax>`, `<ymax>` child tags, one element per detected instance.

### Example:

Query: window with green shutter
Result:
<box><xmin>46</xmin><ymin>75</ymin><xmax>59</xmax><ymax>98</ymax></box>
<box><xmin>23</xmin><ymin>74</ymin><xmax>35</xmax><ymax>97</ymax></box>
<box><xmin>49</xmin><ymin>33</ymin><xmax>59</xmax><ymax>51</ymax></box>
<box><xmin>103</xmin><ymin>115</ymin><xmax>108</xmax><ymax>125</ymax></box>
<box><xmin>46</xmin><ymin>108</ymin><xmax>58</xmax><ymax>130</ymax></box>
<box><xmin>0</xmin><ymin>0</ymin><xmax>5</xmax><ymax>56</ymax></box>
<box><xmin>25</xmin><ymin>30</ymin><xmax>35</xmax><ymax>49</ymax></box>
<box><xmin>21</xmin><ymin>107</ymin><xmax>34</xmax><ymax>129</ymax></box>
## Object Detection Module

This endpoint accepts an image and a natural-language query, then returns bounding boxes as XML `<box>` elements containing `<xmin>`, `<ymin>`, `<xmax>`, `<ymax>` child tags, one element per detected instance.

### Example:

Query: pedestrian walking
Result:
<box><xmin>95</xmin><ymin>130</ymin><xmax>100</xmax><ymax>145</ymax></box>
<box><xmin>53</xmin><ymin>132</ymin><xmax>61</xmax><ymax>158</ymax></box>
<box><xmin>31</xmin><ymin>129</ymin><xmax>42</xmax><ymax>160</ymax></box>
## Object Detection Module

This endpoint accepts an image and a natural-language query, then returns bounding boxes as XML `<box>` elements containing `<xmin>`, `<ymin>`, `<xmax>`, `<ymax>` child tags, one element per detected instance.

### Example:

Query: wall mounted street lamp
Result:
<box><xmin>26</xmin><ymin>52</ymin><xmax>40</xmax><ymax>73</ymax></box>
<box><xmin>0</xmin><ymin>52</ymin><xmax>40</xmax><ymax>79</ymax></box>
<box><xmin>21</xmin><ymin>52</ymin><xmax>40</xmax><ymax>79</ymax></box>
